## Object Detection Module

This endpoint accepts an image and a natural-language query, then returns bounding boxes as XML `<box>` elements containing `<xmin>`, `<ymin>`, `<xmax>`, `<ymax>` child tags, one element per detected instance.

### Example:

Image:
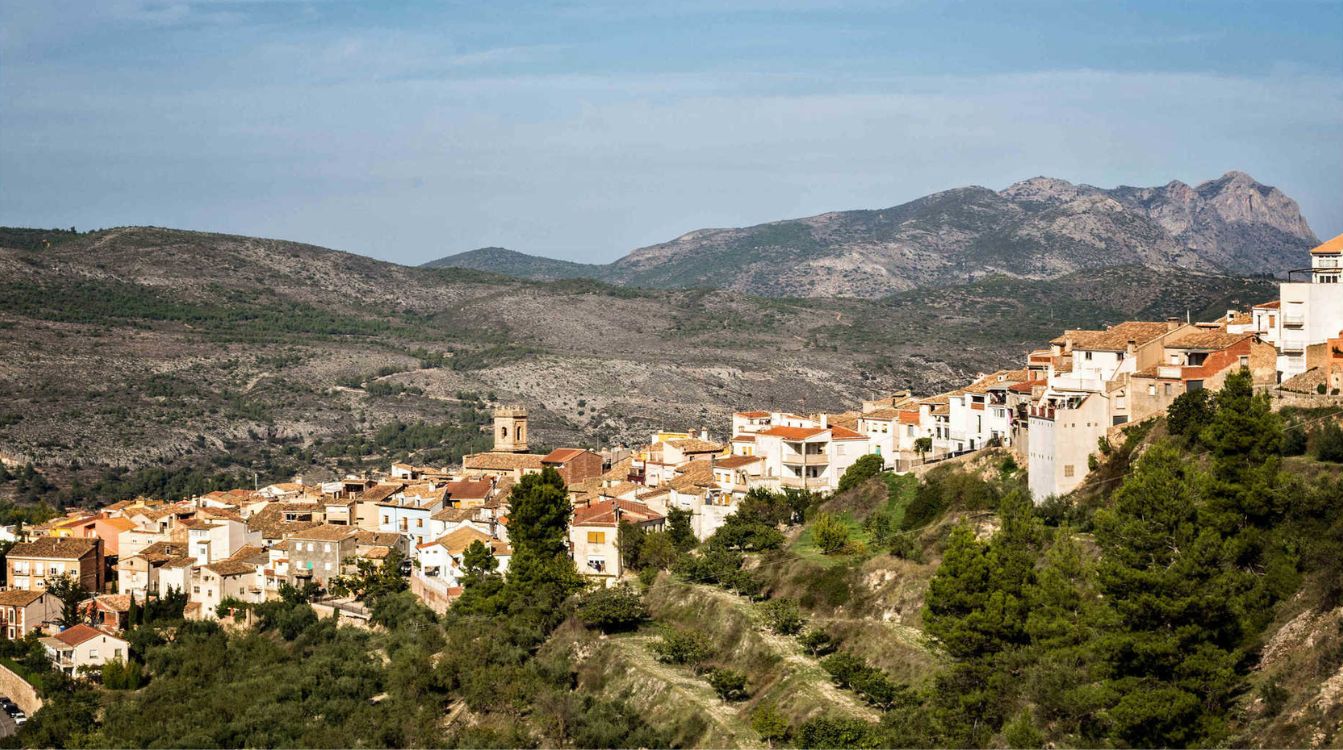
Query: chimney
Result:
<box><xmin>1166</xmin><ymin>317</ymin><xmax>1181</xmax><ymax>331</ymax></box>
<box><xmin>820</xmin><ymin>413</ymin><xmax>829</xmax><ymax>428</ymax></box>
<box><xmin>700</xmin><ymin>428</ymin><xmax>709</xmax><ymax>441</ymax></box>
<box><xmin>1126</xmin><ymin>339</ymin><xmax>1137</xmax><ymax>357</ymax></box>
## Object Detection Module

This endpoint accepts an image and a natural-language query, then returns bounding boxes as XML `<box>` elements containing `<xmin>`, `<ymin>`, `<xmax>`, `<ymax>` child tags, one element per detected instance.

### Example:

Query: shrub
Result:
<box><xmin>651</xmin><ymin>628</ymin><xmax>712</xmax><ymax>667</ymax></box>
<box><xmin>1313</xmin><ymin>421</ymin><xmax>1343</xmax><ymax>463</ymax></box>
<box><xmin>751</xmin><ymin>704</ymin><xmax>790</xmax><ymax>746</ymax></box>
<box><xmin>888</xmin><ymin>532</ymin><xmax>923</xmax><ymax>563</ymax></box>
<box><xmin>820</xmin><ymin>652</ymin><xmax>866</xmax><ymax>688</ymax></box>
<box><xmin>795</xmin><ymin>716</ymin><xmax>881</xmax><ymax>749</ymax></box>
<box><xmin>1167</xmin><ymin>388</ymin><xmax>1212</xmax><ymax>438</ymax></box>
<box><xmin>706</xmin><ymin>668</ymin><xmax>748</xmax><ymax>701</ymax></box>
<box><xmin>760</xmin><ymin>598</ymin><xmax>805</xmax><ymax>635</ymax></box>
<box><xmin>1282</xmin><ymin>427</ymin><xmax>1308</xmax><ymax>456</ymax></box>
<box><xmin>577</xmin><ymin>584</ymin><xmax>648</xmax><ymax>633</ymax></box>
<box><xmin>799</xmin><ymin>628</ymin><xmax>836</xmax><ymax>656</ymax></box>
<box><xmin>837</xmin><ymin>454</ymin><xmax>884</xmax><ymax>493</ymax></box>
<box><xmin>1318</xmin><ymin>383</ymin><xmax>1328</xmax><ymax>395</ymax></box>
<box><xmin>811</xmin><ymin>513</ymin><xmax>851</xmax><ymax>555</ymax></box>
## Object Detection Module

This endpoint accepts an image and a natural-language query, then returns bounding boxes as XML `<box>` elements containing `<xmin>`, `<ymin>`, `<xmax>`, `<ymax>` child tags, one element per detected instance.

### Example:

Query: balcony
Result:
<box><xmin>1284</xmin><ymin>314</ymin><xmax>1305</xmax><ymax>327</ymax></box>
<box><xmin>781</xmin><ymin>450</ymin><xmax>828</xmax><ymax>466</ymax></box>
<box><xmin>780</xmin><ymin>473</ymin><xmax>829</xmax><ymax>490</ymax></box>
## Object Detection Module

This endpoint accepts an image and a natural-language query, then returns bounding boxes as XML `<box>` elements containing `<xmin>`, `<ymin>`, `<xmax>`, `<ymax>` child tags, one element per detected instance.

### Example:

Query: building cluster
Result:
<box><xmin>1</xmin><ymin>235</ymin><xmax>1340</xmax><ymax>674</ymax></box>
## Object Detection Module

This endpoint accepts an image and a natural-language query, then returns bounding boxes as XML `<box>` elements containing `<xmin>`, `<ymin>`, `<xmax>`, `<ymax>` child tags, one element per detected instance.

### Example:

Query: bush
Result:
<box><xmin>888</xmin><ymin>532</ymin><xmax>923</xmax><ymax>563</ymax></box>
<box><xmin>837</xmin><ymin>454</ymin><xmax>884</xmax><ymax>493</ymax></box>
<box><xmin>576</xmin><ymin>584</ymin><xmax>648</xmax><ymax>633</ymax></box>
<box><xmin>811</xmin><ymin>513</ymin><xmax>851</xmax><ymax>555</ymax></box>
<box><xmin>706</xmin><ymin>668</ymin><xmax>748</xmax><ymax>701</ymax></box>
<box><xmin>1282</xmin><ymin>427</ymin><xmax>1308</xmax><ymax>456</ymax></box>
<box><xmin>795</xmin><ymin>716</ymin><xmax>882</xmax><ymax>749</ymax></box>
<box><xmin>1313</xmin><ymin>421</ymin><xmax>1343</xmax><ymax>463</ymax></box>
<box><xmin>760</xmin><ymin>598</ymin><xmax>805</xmax><ymax>635</ymax></box>
<box><xmin>651</xmin><ymin>628</ymin><xmax>712</xmax><ymax>667</ymax></box>
<box><xmin>751</xmin><ymin>704</ymin><xmax>790</xmax><ymax>746</ymax></box>
<box><xmin>799</xmin><ymin>628</ymin><xmax>836</xmax><ymax>656</ymax></box>
<box><xmin>1167</xmin><ymin>388</ymin><xmax>1212</xmax><ymax>438</ymax></box>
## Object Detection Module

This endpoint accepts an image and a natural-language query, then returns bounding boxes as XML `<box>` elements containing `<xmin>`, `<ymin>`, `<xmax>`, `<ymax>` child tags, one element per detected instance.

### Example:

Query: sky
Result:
<box><xmin>2</xmin><ymin>1</ymin><xmax>1341</xmax><ymax>266</ymax></box>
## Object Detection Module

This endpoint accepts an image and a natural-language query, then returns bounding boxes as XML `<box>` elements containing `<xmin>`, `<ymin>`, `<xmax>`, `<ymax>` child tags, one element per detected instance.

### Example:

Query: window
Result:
<box><xmin>1063</xmin><ymin>465</ymin><xmax>1075</xmax><ymax>478</ymax></box>
<box><xmin>1164</xmin><ymin>383</ymin><xmax>1172</xmax><ymax>396</ymax></box>
<box><xmin>89</xmin><ymin>649</ymin><xmax>98</xmax><ymax>659</ymax></box>
<box><xmin>1084</xmin><ymin>351</ymin><xmax>1092</xmax><ymax>360</ymax></box>
<box><xmin>1147</xmin><ymin>384</ymin><xmax>1157</xmax><ymax>396</ymax></box>
<box><xmin>193</xmin><ymin>586</ymin><xmax>200</xmax><ymax>594</ymax></box>
<box><xmin>382</xmin><ymin>515</ymin><xmax>390</xmax><ymax>525</ymax></box>
<box><xmin>587</xmin><ymin>531</ymin><xmax>606</xmax><ymax>545</ymax></box>
<box><xmin>324</xmin><ymin>562</ymin><xmax>332</xmax><ymax>571</ymax></box>
<box><xmin>416</xmin><ymin>519</ymin><xmax>423</xmax><ymax>528</ymax></box>
<box><xmin>323</xmin><ymin>543</ymin><xmax>332</xmax><ymax>553</ymax></box>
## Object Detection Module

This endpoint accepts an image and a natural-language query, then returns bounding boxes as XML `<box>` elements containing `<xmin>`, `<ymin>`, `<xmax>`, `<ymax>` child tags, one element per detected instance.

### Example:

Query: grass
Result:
<box><xmin>790</xmin><ymin>512</ymin><xmax>871</xmax><ymax>567</ymax></box>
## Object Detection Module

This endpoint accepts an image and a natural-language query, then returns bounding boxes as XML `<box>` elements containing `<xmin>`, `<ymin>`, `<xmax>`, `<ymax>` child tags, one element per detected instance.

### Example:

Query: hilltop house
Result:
<box><xmin>6</xmin><ymin>537</ymin><xmax>103</xmax><ymax>592</ymax></box>
<box><xmin>570</xmin><ymin>498</ymin><xmax>663</xmax><ymax>583</ymax></box>
<box><xmin>40</xmin><ymin>624</ymin><xmax>129</xmax><ymax>676</ymax></box>
<box><xmin>0</xmin><ymin>590</ymin><xmax>60</xmax><ymax>640</ymax></box>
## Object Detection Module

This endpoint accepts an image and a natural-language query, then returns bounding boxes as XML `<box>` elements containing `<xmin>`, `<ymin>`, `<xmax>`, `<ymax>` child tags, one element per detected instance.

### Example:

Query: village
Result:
<box><xmin>0</xmin><ymin>232</ymin><xmax>1340</xmax><ymax>692</ymax></box>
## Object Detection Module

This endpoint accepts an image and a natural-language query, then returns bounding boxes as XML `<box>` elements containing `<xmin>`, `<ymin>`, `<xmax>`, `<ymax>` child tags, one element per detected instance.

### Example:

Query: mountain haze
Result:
<box><xmin>424</xmin><ymin>171</ymin><xmax>1317</xmax><ymax>297</ymax></box>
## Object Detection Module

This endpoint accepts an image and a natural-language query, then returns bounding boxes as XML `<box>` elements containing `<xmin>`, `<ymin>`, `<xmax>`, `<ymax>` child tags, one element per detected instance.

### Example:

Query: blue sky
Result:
<box><xmin>2</xmin><ymin>1</ymin><xmax>1340</xmax><ymax>265</ymax></box>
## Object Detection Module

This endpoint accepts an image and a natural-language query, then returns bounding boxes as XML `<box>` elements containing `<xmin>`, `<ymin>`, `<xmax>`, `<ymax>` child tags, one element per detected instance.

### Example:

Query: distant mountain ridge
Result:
<box><xmin>422</xmin><ymin>171</ymin><xmax>1318</xmax><ymax>298</ymax></box>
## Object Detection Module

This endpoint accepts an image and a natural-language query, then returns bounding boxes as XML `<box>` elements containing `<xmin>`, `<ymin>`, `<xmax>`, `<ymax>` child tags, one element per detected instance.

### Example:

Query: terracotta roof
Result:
<box><xmin>9</xmin><ymin>537</ymin><xmax>98</xmax><ymax>560</ymax></box>
<box><xmin>734</xmin><ymin>410</ymin><xmax>770</xmax><ymax>418</ymax></box>
<box><xmin>359</xmin><ymin>483</ymin><xmax>404</xmax><ymax>503</ymax></box>
<box><xmin>1254</xmin><ymin>300</ymin><xmax>1281</xmax><ymax>310</ymax></box>
<box><xmin>92</xmin><ymin>594</ymin><xmax>132</xmax><ymax>612</ymax></box>
<box><xmin>0</xmin><ymin>590</ymin><xmax>46</xmax><ymax>607</ymax></box>
<box><xmin>860</xmin><ymin>407</ymin><xmax>900</xmax><ymax>421</ymax></box>
<box><xmin>98</xmin><ymin>517</ymin><xmax>137</xmax><ymax>533</ymax></box>
<box><xmin>353</xmin><ymin>531</ymin><xmax>403</xmax><ymax>547</ymax></box>
<box><xmin>757</xmin><ymin>425</ymin><xmax>825</xmax><ymax>440</ymax></box>
<box><xmin>714</xmin><ymin>455</ymin><xmax>763</xmax><ymax>469</ymax></box>
<box><xmin>362</xmin><ymin>546</ymin><xmax>390</xmax><ymax>560</ymax></box>
<box><xmin>573</xmin><ymin>498</ymin><xmax>664</xmax><ymax>528</ymax></box>
<box><xmin>204</xmin><ymin>560</ymin><xmax>257</xmax><ymax>577</ymax></box>
<box><xmin>898</xmin><ymin>409</ymin><xmax>921</xmax><ymax>424</ymax></box>
<box><xmin>667</xmin><ymin>460</ymin><xmax>715</xmax><ymax>492</ymax></box>
<box><xmin>425</xmin><ymin>527</ymin><xmax>510</xmax><ymax>556</ymax></box>
<box><xmin>826</xmin><ymin>412</ymin><xmax>861</xmax><ymax>431</ymax></box>
<box><xmin>541</xmin><ymin>448</ymin><xmax>590</xmax><ymax>464</ymax></box>
<box><xmin>463</xmin><ymin>452</ymin><xmax>546</xmax><ymax>471</ymax></box>
<box><xmin>161</xmin><ymin>556</ymin><xmax>197</xmax><ymax>569</ymax></box>
<box><xmin>431</xmin><ymin>506</ymin><xmax>478</xmax><ymax>523</ymax></box>
<box><xmin>1052</xmin><ymin>321</ymin><xmax>1173</xmax><ymax>352</ymax></box>
<box><xmin>54</xmin><ymin>624</ymin><xmax>121</xmax><ymax>647</ymax></box>
<box><xmin>601</xmin><ymin>456</ymin><xmax>634</xmax><ymax>482</ymax></box>
<box><xmin>288</xmin><ymin>524</ymin><xmax>359</xmax><ymax>542</ymax></box>
<box><xmin>730</xmin><ymin>434</ymin><xmax>756</xmax><ymax>443</ymax></box>
<box><xmin>1164</xmin><ymin>329</ymin><xmax>1251</xmax><ymax>351</ymax></box>
<box><xmin>442</xmin><ymin>479</ymin><xmax>492</xmax><ymax>501</ymax></box>
<box><xmin>1009</xmin><ymin>379</ymin><xmax>1046</xmax><ymax>393</ymax></box>
<box><xmin>1312</xmin><ymin>232</ymin><xmax>1343</xmax><ymax>255</ymax></box>
<box><xmin>666</xmin><ymin>438</ymin><xmax>723</xmax><ymax>453</ymax></box>
<box><xmin>828</xmin><ymin>425</ymin><xmax>867</xmax><ymax>441</ymax></box>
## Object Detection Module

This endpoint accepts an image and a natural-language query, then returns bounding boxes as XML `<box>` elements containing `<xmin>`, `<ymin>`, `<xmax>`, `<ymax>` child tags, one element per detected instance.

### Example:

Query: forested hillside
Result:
<box><xmin>11</xmin><ymin>371</ymin><xmax>1343</xmax><ymax>748</ymax></box>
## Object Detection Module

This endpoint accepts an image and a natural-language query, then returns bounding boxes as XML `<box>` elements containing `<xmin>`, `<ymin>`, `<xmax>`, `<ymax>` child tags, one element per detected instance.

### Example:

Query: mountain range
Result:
<box><xmin>423</xmin><ymin>171</ymin><xmax>1318</xmax><ymax>298</ymax></box>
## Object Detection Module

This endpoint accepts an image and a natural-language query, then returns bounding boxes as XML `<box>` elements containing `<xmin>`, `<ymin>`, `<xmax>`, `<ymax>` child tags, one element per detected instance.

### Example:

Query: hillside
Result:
<box><xmin>0</xmin><ymin>226</ymin><xmax>1273</xmax><ymax>496</ymax></box>
<box><xmin>421</xmin><ymin>246</ymin><xmax>604</xmax><ymax>281</ymax></box>
<box><xmin>423</xmin><ymin>171</ymin><xmax>1316</xmax><ymax>297</ymax></box>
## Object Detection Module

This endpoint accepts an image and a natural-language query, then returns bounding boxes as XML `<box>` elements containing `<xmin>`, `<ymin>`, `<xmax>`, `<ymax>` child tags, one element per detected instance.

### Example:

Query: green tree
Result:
<box><xmin>460</xmin><ymin>539</ymin><xmax>498</xmax><ymax>584</ymax></box>
<box><xmin>1313</xmin><ymin>420</ymin><xmax>1343</xmax><ymax>463</ymax></box>
<box><xmin>760</xmin><ymin>598</ymin><xmax>805</xmax><ymax>635</ymax></box>
<box><xmin>328</xmin><ymin>549</ymin><xmax>408</xmax><ymax>604</ymax></box>
<box><xmin>837</xmin><ymin>454</ymin><xmax>884</xmax><ymax>493</ymax></box>
<box><xmin>1167</xmin><ymin>388</ymin><xmax>1212</xmax><ymax>438</ymax></box>
<box><xmin>45</xmin><ymin>573</ymin><xmax>88</xmax><ymax>628</ymax></box>
<box><xmin>665</xmin><ymin>508</ymin><xmax>698</xmax><ymax>551</ymax></box>
<box><xmin>1093</xmin><ymin>441</ymin><xmax>1242</xmax><ymax>747</ymax></box>
<box><xmin>504</xmin><ymin>467</ymin><xmax>583</xmax><ymax>608</ymax></box>
<box><xmin>914</xmin><ymin>437</ymin><xmax>933</xmax><ymax>463</ymax></box>
<box><xmin>751</xmin><ymin>704</ymin><xmax>790</xmax><ymax>747</ymax></box>
<box><xmin>811</xmin><ymin>513</ymin><xmax>851</xmax><ymax>555</ymax></box>
<box><xmin>707</xmin><ymin>668</ymin><xmax>748</xmax><ymax>701</ymax></box>
<box><xmin>576</xmin><ymin>584</ymin><xmax>648</xmax><ymax>633</ymax></box>
<box><xmin>617</xmin><ymin>520</ymin><xmax>646</xmax><ymax>571</ymax></box>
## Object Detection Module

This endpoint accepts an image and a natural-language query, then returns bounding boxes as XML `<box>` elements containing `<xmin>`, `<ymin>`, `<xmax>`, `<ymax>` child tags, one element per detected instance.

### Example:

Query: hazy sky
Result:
<box><xmin>2</xmin><ymin>1</ymin><xmax>1341</xmax><ymax>265</ymax></box>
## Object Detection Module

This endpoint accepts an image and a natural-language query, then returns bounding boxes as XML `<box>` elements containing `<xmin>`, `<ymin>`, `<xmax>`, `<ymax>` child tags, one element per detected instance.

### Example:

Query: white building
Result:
<box><xmin>1276</xmin><ymin>233</ymin><xmax>1343</xmax><ymax>380</ymax></box>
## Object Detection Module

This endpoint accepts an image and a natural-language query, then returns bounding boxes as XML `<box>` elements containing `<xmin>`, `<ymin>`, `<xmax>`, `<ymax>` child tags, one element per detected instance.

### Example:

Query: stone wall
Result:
<box><xmin>0</xmin><ymin>663</ymin><xmax>42</xmax><ymax>715</ymax></box>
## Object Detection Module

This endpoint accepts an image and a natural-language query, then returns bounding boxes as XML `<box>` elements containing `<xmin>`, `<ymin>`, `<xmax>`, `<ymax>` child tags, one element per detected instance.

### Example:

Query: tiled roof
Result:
<box><xmin>442</xmin><ymin>479</ymin><xmax>492</xmax><ymax>500</ymax></box>
<box><xmin>1163</xmin><ymin>329</ymin><xmax>1250</xmax><ymax>351</ymax></box>
<box><xmin>734</xmin><ymin>410</ymin><xmax>770</xmax><ymax>418</ymax></box>
<box><xmin>1312</xmin><ymin>232</ymin><xmax>1343</xmax><ymax>255</ymax></box>
<box><xmin>54</xmin><ymin>624</ymin><xmax>121</xmax><ymax>647</ymax></box>
<box><xmin>289</xmin><ymin>524</ymin><xmax>359</xmax><ymax>542</ymax></box>
<box><xmin>667</xmin><ymin>438</ymin><xmax>723</xmax><ymax>453</ymax></box>
<box><xmin>730</xmin><ymin>434</ymin><xmax>756</xmax><ymax>443</ymax></box>
<box><xmin>204</xmin><ymin>560</ymin><xmax>257</xmax><ymax>577</ymax></box>
<box><xmin>713</xmin><ymin>455</ymin><xmax>763</xmax><ymax>469</ymax></box>
<box><xmin>860</xmin><ymin>408</ymin><xmax>900</xmax><ymax>421</ymax></box>
<box><xmin>897</xmin><ymin>409</ymin><xmax>921</xmax><ymax>424</ymax></box>
<box><xmin>0</xmin><ymin>590</ymin><xmax>46</xmax><ymax>607</ymax></box>
<box><xmin>826</xmin><ymin>412</ymin><xmax>861</xmax><ymax>431</ymax></box>
<box><xmin>359</xmin><ymin>483</ymin><xmax>404</xmax><ymax>503</ymax></box>
<box><xmin>463</xmin><ymin>452</ymin><xmax>546</xmax><ymax>471</ymax></box>
<box><xmin>8</xmin><ymin>537</ymin><xmax>98</xmax><ymax>560</ymax></box>
<box><xmin>601</xmin><ymin>456</ymin><xmax>634</xmax><ymax>482</ymax></box>
<box><xmin>1051</xmin><ymin>321</ymin><xmax>1173</xmax><ymax>352</ymax></box>
<box><xmin>757</xmin><ymin>426</ymin><xmax>825</xmax><ymax>440</ymax></box>
<box><xmin>828</xmin><ymin>425</ymin><xmax>867</xmax><ymax>441</ymax></box>
<box><xmin>541</xmin><ymin>448</ymin><xmax>590</xmax><ymax>464</ymax></box>
<box><xmin>573</xmin><ymin>498</ymin><xmax>663</xmax><ymax>528</ymax></box>
<box><xmin>425</xmin><ymin>527</ymin><xmax>510</xmax><ymax>556</ymax></box>
<box><xmin>431</xmin><ymin>506</ymin><xmax>478</xmax><ymax>523</ymax></box>
<box><xmin>1254</xmin><ymin>300</ymin><xmax>1280</xmax><ymax>310</ymax></box>
<box><xmin>353</xmin><ymin>531</ymin><xmax>403</xmax><ymax>547</ymax></box>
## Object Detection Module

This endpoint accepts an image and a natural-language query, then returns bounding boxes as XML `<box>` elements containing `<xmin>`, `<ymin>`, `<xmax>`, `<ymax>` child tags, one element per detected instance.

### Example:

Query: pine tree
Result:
<box><xmin>1093</xmin><ymin>441</ymin><xmax>1242</xmax><ymax>747</ymax></box>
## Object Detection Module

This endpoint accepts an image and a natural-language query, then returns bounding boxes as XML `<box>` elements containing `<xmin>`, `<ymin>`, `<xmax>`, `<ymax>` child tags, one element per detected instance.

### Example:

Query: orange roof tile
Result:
<box><xmin>1312</xmin><ymin>232</ymin><xmax>1343</xmax><ymax>255</ymax></box>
